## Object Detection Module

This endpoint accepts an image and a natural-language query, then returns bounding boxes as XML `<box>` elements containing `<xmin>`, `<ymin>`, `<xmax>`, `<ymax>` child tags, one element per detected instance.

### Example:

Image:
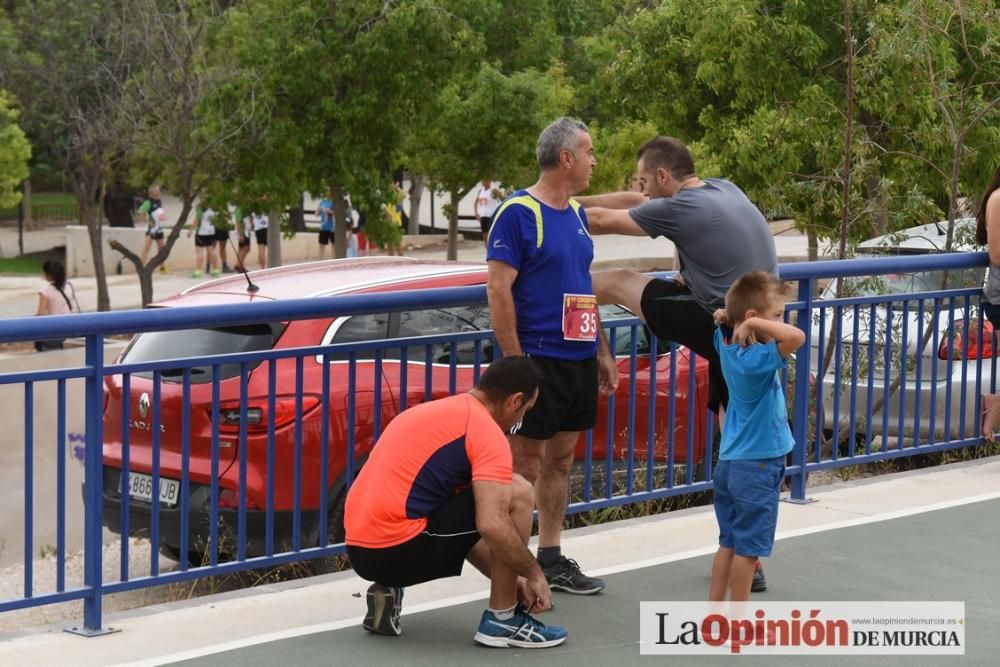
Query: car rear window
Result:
<box><xmin>121</xmin><ymin>323</ymin><xmax>285</xmax><ymax>383</ymax></box>
<box><xmin>836</xmin><ymin>254</ymin><xmax>985</xmax><ymax>299</ymax></box>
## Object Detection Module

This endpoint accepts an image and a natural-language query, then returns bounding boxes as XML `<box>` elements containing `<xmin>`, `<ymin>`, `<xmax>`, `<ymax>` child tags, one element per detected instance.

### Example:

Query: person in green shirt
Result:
<box><xmin>138</xmin><ymin>184</ymin><xmax>168</xmax><ymax>272</ymax></box>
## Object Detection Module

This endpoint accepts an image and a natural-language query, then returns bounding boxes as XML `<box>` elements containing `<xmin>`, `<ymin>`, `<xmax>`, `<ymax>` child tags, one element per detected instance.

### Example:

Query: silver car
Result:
<box><xmin>809</xmin><ymin>219</ymin><xmax>992</xmax><ymax>446</ymax></box>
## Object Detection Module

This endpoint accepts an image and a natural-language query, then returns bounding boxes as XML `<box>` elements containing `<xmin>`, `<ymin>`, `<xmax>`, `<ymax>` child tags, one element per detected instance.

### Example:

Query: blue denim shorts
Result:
<box><xmin>713</xmin><ymin>457</ymin><xmax>785</xmax><ymax>558</ymax></box>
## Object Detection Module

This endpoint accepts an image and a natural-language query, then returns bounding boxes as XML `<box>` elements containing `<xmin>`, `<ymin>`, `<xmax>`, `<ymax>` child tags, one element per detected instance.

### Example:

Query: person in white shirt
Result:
<box><xmin>476</xmin><ymin>179</ymin><xmax>502</xmax><ymax>248</ymax></box>
<box><xmin>34</xmin><ymin>259</ymin><xmax>78</xmax><ymax>351</ymax></box>
<box><xmin>187</xmin><ymin>206</ymin><xmax>219</xmax><ymax>278</ymax></box>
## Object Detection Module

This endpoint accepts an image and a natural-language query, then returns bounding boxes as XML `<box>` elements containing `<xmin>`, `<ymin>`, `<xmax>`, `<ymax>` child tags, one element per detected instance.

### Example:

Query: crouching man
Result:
<box><xmin>344</xmin><ymin>355</ymin><xmax>567</xmax><ymax>648</ymax></box>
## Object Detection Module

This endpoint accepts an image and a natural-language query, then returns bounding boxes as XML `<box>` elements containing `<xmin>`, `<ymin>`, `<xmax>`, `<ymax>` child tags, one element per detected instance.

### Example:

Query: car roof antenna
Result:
<box><xmin>226</xmin><ymin>234</ymin><xmax>260</xmax><ymax>293</ymax></box>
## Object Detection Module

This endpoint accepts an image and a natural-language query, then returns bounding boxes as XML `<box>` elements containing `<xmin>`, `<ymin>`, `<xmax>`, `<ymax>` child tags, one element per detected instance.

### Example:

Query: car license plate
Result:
<box><xmin>127</xmin><ymin>472</ymin><xmax>180</xmax><ymax>507</ymax></box>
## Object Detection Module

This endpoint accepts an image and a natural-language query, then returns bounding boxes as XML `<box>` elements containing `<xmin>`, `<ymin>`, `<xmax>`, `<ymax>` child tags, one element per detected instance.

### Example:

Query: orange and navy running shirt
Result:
<box><xmin>344</xmin><ymin>394</ymin><xmax>513</xmax><ymax>549</ymax></box>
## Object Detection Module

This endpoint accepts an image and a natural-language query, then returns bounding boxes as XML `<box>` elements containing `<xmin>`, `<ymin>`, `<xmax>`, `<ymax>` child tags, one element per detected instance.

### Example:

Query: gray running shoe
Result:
<box><xmin>363</xmin><ymin>583</ymin><xmax>404</xmax><ymax>636</ymax></box>
<box><xmin>543</xmin><ymin>556</ymin><xmax>606</xmax><ymax>595</ymax></box>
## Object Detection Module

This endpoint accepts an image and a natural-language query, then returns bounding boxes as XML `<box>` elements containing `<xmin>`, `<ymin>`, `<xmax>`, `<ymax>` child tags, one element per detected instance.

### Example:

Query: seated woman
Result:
<box><xmin>34</xmin><ymin>259</ymin><xmax>78</xmax><ymax>352</ymax></box>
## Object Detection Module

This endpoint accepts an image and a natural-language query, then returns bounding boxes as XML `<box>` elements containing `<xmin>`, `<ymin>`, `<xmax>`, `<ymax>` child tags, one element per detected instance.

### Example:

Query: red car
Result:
<box><xmin>100</xmin><ymin>259</ymin><xmax>709</xmax><ymax>561</ymax></box>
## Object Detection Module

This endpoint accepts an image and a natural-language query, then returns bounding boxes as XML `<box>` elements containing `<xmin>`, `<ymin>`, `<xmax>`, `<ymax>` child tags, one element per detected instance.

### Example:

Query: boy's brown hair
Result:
<box><xmin>725</xmin><ymin>271</ymin><xmax>785</xmax><ymax>324</ymax></box>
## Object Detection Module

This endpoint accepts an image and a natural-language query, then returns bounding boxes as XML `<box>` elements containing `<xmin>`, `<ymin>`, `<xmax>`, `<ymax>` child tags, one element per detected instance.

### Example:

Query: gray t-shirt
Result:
<box><xmin>629</xmin><ymin>178</ymin><xmax>778</xmax><ymax>310</ymax></box>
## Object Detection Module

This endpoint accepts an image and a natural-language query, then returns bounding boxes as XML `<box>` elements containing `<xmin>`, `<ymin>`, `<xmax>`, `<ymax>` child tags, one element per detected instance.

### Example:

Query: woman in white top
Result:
<box><xmin>34</xmin><ymin>259</ymin><xmax>78</xmax><ymax>351</ymax></box>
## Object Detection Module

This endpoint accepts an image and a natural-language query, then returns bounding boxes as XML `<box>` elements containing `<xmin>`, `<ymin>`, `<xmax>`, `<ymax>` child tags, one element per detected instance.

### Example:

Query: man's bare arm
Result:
<box><xmin>472</xmin><ymin>480</ymin><xmax>546</xmax><ymax>581</ymax></box>
<box><xmin>587</xmin><ymin>207</ymin><xmax>648</xmax><ymax>236</ymax></box>
<box><xmin>576</xmin><ymin>191</ymin><xmax>648</xmax><ymax>209</ymax></box>
<box><xmin>487</xmin><ymin>260</ymin><xmax>524</xmax><ymax>356</ymax></box>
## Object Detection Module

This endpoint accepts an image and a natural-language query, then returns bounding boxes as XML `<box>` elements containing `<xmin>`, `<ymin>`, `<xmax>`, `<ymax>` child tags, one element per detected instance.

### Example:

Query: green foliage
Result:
<box><xmin>595</xmin><ymin>0</ymin><xmax>1000</xmax><ymax>248</ymax></box>
<box><xmin>0</xmin><ymin>91</ymin><xmax>30</xmax><ymax>208</ymax></box>
<box><xmin>587</xmin><ymin>120</ymin><xmax>659</xmax><ymax>194</ymax></box>
<box><xmin>5</xmin><ymin>0</ymin><xmax>1000</xmax><ymax>262</ymax></box>
<box><xmin>0</xmin><ymin>256</ymin><xmax>43</xmax><ymax>275</ymax></box>
<box><xmin>212</xmin><ymin>0</ymin><xmax>482</xmax><ymax>231</ymax></box>
<box><xmin>407</xmin><ymin>64</ymin><xmax>573</xmax><ymax>194</ymax></box>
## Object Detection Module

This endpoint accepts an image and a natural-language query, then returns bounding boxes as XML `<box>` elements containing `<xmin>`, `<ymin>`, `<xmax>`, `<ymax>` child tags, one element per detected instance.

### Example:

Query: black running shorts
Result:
<box><xmin>518</xmin><ymin>355</ymin><xmax>598</xmax><ymax>440</ymax></box>
<box><xmin>347</xmin><ymin>487</ymin><xmax>481</xmax><ymax>588</ymax></box>
<box><xmin>639</xmin><ymin>278</ymin><xmax>728</xmax><ymax>412</ymax></box>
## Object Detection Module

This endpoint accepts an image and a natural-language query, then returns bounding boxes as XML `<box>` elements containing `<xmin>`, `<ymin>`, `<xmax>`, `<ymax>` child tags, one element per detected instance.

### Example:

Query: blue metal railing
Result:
<box><xmin>0</xmin><ymin>251</ymin><xmax>992</xmax><ymax>632</ymax></box>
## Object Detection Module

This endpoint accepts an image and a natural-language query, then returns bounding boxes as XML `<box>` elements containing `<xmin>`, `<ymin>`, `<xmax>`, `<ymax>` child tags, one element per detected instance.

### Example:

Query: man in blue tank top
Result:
<box><xmin>487</xmin><ymin>117</ymin><xmax>618</xmax><ymax>596</ymax></box>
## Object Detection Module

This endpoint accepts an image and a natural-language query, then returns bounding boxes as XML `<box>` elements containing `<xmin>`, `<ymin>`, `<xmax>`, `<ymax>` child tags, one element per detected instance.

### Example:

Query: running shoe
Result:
<box><xmin>363</xmin><ymin>583</ymin><xmax>403</xmax><ymax>636</ymax></box>
<box><xmin>543</xmin><ymin>556</ymin><xmax>606</xmax><ymax>595</ymax></box>
<box><xmin>474</xmin><ymin>606</ymin><xmax>567</xmax><ymax>648</ymax></box>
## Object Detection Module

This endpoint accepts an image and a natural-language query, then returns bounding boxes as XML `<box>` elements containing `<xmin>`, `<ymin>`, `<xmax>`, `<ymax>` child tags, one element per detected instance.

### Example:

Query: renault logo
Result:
<box><xmin>138</xmin><ymin>392</ymin><xmax>150</xmax><ymax>418</ymax></box>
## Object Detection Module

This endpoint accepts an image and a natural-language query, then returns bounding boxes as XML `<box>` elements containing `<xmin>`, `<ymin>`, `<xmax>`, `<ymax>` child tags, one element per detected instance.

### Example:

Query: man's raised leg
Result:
<box><xmin>592</xmin><ymin>269</ymin><xmax>652</xmax><ymax>317</ymax></box>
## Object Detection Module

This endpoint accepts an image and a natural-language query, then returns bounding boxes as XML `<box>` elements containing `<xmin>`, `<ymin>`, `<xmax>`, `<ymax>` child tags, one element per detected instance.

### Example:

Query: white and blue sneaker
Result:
<box><xmin>363</xmin><ymin>583</ymin><xmax>404</xmax><ymax>636</ymax></box>
<box><xmin>474</xmin><ymin>606</ymin><xmax>568</xmax><ymax>648</ymax></box>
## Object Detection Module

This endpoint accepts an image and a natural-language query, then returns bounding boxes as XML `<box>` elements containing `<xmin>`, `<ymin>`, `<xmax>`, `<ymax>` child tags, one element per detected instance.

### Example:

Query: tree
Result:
<box><xmin>586</xmin><ymin>120</ymin><xmax>659</xmax><ymax>194</ymax></box>
<box><xmin>858</xmin><ymin>0</ymin><xmax>1000</xmax><ymax>238</ymax></box>
<box><xmin>108</xmin><ymin>0</ymin><xmax>265</xmax><ymax>306</ymax></box>
<box><xmin>405</xmin><ymin>64</ymin><xmax>572</xmax><ymax>259</ymax></box>
<box><xmin>2</xmin><ymin>1</ymin><xmax>137</xmax><ymax>310</ymax></box>
<box><xmin>0</xmin><ymin>91</ymin><xmax>30</xmax><ymax>208</ymax></box>
<box><xmin>219</xmin><ymin>0</ymin><xmax>479</xmax><ymax>259</ymax></box>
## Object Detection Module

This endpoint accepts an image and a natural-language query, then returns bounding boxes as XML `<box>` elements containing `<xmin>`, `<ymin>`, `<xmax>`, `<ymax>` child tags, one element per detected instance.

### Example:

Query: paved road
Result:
<box><xmin>3</xmin><ymin>457</ymin><xmax>992</xmax><ymax>666</ymax></box>
<box><xmin>167</xmin><ymin>498</ymin><xmax>998</xmax><ymax>667</ymax></box>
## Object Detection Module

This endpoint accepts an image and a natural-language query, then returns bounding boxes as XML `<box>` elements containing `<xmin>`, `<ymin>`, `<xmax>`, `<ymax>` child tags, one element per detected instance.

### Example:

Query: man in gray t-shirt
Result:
<box><xmin>629</xmin><ymin>178</ymin><xmax>777</xmax><ymax>310</ymax></box>
<box><xmin>578</xmin><ymin>136</ymin><xmax>778</xmax><ymax>414</ymax></box>
<box><xmin>579</xmin><ymin>136</ymin><xmax>778</xmax><ymax>594</ymax></box>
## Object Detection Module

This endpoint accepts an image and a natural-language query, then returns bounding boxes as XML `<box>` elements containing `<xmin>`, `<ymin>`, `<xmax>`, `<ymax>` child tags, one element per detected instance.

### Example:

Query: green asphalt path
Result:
<box><xmin>169</xmin><ymin>499</ymin><xmax>999</xmax><ymax>667</ymax></box>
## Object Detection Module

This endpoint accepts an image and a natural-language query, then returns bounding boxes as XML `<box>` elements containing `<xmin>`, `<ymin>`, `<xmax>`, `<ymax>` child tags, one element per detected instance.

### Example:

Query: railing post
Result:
<box><xmin>789</xmin><ymin>277</ymin><xmax>814</xmax><ymax>502</ymax></box>
<box><xmin>66</xmin><ymin>334</ymin><xmax>117</xmax><ymax>636</ymax></box>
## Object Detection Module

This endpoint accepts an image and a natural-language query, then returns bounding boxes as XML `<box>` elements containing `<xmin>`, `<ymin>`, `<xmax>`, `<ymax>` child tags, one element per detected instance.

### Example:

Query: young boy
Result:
<box><xmin>709</xmin><ymin>271</ymin><xmax>805</xmax><ymax>602</ymax></box>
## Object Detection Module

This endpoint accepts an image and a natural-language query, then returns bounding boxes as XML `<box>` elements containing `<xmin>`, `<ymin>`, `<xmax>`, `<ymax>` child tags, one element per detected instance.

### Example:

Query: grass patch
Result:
<box><xmin>27</xmin><ymin>192</ymin><xmax>77</xmax><ymax>207</ymax></box>
<box><xmin>0</xmin><ymin>256</ymin><xmax>43</xmax><ymax>274</ymax></box>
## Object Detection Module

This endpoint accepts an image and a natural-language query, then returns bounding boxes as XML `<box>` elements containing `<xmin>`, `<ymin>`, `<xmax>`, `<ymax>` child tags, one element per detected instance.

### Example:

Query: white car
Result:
<box><xmin>810</xmin><ymin>218</ymin><xmax>993</xmax><ymax>446</ymax></box>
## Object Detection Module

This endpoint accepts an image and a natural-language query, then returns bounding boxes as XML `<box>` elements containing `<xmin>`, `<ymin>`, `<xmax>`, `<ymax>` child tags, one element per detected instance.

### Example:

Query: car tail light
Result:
<box><xmin>212</xmin><ymin>395</ymin><xmax>321</xmax><ymax>434</ymax></box>
<box><xmin>938</xmin><ymin>318</ymin><xmax>996</xmax><ymax>360</ymax></box>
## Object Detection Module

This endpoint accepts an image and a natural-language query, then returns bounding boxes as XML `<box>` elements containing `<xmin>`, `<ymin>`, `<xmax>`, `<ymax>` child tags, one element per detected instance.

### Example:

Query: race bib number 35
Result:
<box><xmin>563</xmin><ymin>293</ymin><xmax>598</xmax><ymax>341</ymax></box>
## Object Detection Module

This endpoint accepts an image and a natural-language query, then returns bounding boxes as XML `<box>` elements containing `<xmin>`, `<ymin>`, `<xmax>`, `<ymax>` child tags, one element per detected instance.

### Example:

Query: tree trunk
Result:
<box><xmin>838</xmin><ymin>0</ymin><xmax>854</xmax><ymax>263</ymax></box>
<box><xmin>77</xmin><ymin>194</ymin><xmax>111</xmax><ymax>311</ymax></box>
<box><xmin>332</xmin><ymin>185</ymin><xmax>347</xmax><ymax>259</ymax></box>
<box><xmin>866</xmin><ymin>173</ymin><xmax>888</xmax><ymax>237</ymax></box>
<box><xmin>267</xmin><ymin>209</ymin><xmax>282</xmax><ymax>267</ymax></box>
<box><xmin>22</xmin><ymin>181</ymin><xmax>32</xmax><ymax>228</ymax></box>
<box><xmin>807</xmin><ymin>224</ymin><xmax>818</xmax><ymax>262</ymax></box>
<box><xmin>111</xmin><ymin>195</ymin><xmax>195</xmax><ymax>308</ymax></box>
<box><xmin>447</xmin><ymin>187</ymin><xmax>462</xmax><ymax>261</ymax></box>
<box><xmin>288</xmin><ymin>193</ymin><xmax>307</xmax><ymax>233</ymax></box>
<box><xmin>408</xmin><ymin>174</ymin><xmax>425</xmax><ymax>235</ymax></box>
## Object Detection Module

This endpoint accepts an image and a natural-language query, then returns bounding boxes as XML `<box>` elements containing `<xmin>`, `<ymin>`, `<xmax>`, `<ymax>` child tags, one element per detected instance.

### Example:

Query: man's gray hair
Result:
<box><xmin>536</xmin><ymin>117</ymin><xmax>589</xmax><ymax>170</ymax></box>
